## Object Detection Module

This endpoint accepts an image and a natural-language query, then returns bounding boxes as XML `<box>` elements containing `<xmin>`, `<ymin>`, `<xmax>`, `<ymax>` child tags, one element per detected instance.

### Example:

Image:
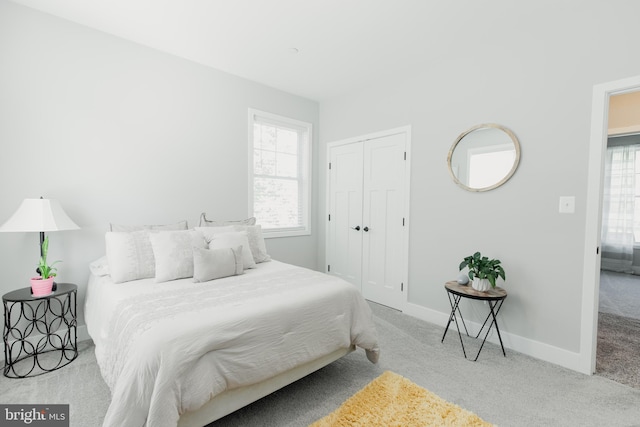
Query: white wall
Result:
<box><xmin>318</xmin><ymin>4</ymin><xmax>640</xmax><ymax>371</ymax></box>
<box><xmin>0</xmin><ymin>1</ymin><xmax>319</xmax><ymax>331</ymax></box>
<box><xmin>4</xmin><ymin>0</ymin><xmax>640</xmax><ymax>374</ymax></box>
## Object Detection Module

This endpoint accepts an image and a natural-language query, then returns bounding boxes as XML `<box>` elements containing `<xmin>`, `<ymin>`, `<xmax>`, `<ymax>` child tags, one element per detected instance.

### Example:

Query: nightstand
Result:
<box><xmin>3</xmin><ymin>283</ymin><xmax>78</xmax><ymax>378</ymax></box>
<box><xmin>441</xmin><ymin>281</ymin><xmax>507</xmax><ymax>361</ymax></box>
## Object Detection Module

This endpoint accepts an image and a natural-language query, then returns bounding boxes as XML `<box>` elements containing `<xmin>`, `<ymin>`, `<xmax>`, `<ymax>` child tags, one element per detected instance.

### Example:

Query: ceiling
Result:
<box><xmin>8</xmin><ymin>0</ymin><xmax>559</xmax><ymax>101</ymax></box>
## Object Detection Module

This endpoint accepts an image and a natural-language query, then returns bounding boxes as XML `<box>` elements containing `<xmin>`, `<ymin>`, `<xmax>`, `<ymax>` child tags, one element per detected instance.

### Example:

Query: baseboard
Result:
<box><xmin>403</xmin><ymin>302</ymin><xmax>584</xmax><ymax>373</ymax></box>
<box><xmin>2</xmin><ymin>325</ymin><xmax>90</xmax><ymax>365</ymax></box>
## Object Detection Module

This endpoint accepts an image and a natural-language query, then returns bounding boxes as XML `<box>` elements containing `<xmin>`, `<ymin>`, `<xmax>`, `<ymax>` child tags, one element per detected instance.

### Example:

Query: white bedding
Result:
<box><xmin>85</xmin><ymin>260</ymin><xmax>379</xmax><ymax>427</ymax></box>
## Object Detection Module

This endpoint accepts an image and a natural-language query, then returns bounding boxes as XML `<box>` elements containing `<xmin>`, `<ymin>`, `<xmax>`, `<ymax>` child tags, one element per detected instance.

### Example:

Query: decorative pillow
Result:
<box><xmin>89</xmin><ymin>256</ymin><xmax>110</xmax><ymax>277</ymax></box>
<box><xmin>110</xmin><ymin>220</ymin><xmax>188</xmax><ymax>232</ymax></box>
<box><xmin>195</xmin><ymin>226</ymin><xmax>236</xmax><ymax>242</ymax></box>
<box><xmin>196</xmin><ymin>225</ymin><xmax>269</xmax><ymax>263</ymax></box>
<box><xmin>198</xmin><ymin>213</ymin><xmax>256</xmax><ymax>227</ymax></box>
<box><xmin>233</xmin><ymin>225</ymin><xmax>271</xmax><ymax>263</ymax></box>
<box><xmin>193</xmin><ymin>246</ymin><xmax>244</xmax><ymax>282</ymax></box>
<box><xmin>105</xmin><ymin>230</ymin><xmax>156</xmax><ymax>283</ymax></box>
<box><xmin>206</xmin><ymin>231</ymin><xmax>257</xmax><ymax>269</ymax></box>
<box><xmin>149</xmin><ymin>230</ymin><xmax>205</xmax><ymax>283</ymax></box>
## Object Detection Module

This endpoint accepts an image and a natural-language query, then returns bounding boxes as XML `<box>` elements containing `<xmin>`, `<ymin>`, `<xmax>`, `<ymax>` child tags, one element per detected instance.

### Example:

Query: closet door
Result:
<box><xmin>361</xmin><ymin>133</ymin><xmax>406</xmax><ymax>309</ymax></box>
<box><xmin>327</xmin><ymin>131</ymin><xmax>407</xmax><ymax>310</ymax></box>
<box><xmin>327</xmin><ymin>141</ymin><xmax>364</xmax><ymax>287</ymax></box>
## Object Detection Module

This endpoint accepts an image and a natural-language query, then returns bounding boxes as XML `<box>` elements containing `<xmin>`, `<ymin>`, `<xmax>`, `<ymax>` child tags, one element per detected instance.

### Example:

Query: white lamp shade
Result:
<box><xmin>0</xmin><ymin>198</ymin><xmax>80</xmax><ymax>232</ymax></box>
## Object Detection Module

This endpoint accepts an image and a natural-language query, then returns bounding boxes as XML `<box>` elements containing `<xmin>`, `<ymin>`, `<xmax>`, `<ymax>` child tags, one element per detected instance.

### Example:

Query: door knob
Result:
<box><xmin>363</xmin><ymin>226</ymin><xmax>369</xmax><ymax>232</ymax></box>
<box><xmin>351</xmin><ymin>226</ymin><xmax>361</xmax><ymax>231</ymax></box>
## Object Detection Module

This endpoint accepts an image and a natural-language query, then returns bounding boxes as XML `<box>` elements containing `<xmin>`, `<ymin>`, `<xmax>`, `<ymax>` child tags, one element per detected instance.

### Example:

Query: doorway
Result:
<box><xmin>596</xmin><ymin>94</ymin><xmax>640</xmax><ymax>386</ymax></box>
<box><xmin>581</xmin><ymin>75</ymin><xmax>640</xmax><ymax>375</ymax></box>
<box><xmin>325</xmin><ymin>126</ymin><xmax>411</xmax><ymax>311</ymax></box>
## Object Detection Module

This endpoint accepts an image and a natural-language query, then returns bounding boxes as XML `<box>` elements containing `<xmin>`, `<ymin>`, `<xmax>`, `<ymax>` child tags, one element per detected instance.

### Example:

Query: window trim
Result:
<box><xmin>248</xmin><ymin>108</ymin><xmax>312</xmax><ymax>239</ymax></box>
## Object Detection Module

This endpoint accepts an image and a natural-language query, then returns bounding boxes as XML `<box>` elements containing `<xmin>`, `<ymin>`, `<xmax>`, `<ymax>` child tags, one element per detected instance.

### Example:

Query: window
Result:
<box><xmin>248</xmin><ymin>109</ymin><xmax>311</xmax><ymax>238</ymax></box>
<box><xmin>604</xmin><ymin>145</ymin><xmax>640</xmax><ymax>241</ymax></box>
<box><xmin>635</xmin><ymin>149</ymin><xmax>640</xmax><ymax>242</ymax></box>
<box><xmin>601</xmin><ymin>143</ymin><xmax>638</xmax><ymax>272</ymax></box>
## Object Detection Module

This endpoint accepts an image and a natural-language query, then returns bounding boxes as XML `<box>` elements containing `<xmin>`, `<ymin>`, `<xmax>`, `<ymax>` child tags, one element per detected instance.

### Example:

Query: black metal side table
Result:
<box><xmin>441</xmin><ymin>281</ymin><xmax>507</xmax><ymax>361</ymax></box>
<box><xmin>3</xmin><ymin>282</ymin><xmax>78</xmax><ymax>378</ymax></box>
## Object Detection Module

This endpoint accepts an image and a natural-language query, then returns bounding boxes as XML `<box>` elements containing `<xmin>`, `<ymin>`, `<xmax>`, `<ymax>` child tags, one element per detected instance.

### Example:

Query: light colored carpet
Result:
<box><xmin>597</xmin><ymin>311</ymin><xmax>640</xmax><ymax>389</ymax></box>
<box><xmin>0</xmin><ymin>340</ymin><xmax>110</xmax><ymax>426</ymax></box>
<box><xmin>598</xmin><ymin>270</ymin><xmax>640</xmax><ymax>389</ymax></box>
<box><xmin>309</xmin><ymin>371</ymin><xmax>492</xmax><ymax>427</ymax></box>
<box><xmin>2</xmin><ymin>302</ymin><xmax>640</xmax><ymax>426</ymax></box>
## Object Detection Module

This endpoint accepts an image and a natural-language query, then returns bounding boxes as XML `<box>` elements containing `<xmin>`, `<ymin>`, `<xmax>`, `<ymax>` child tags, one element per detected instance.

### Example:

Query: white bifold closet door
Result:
<box><xmin>327</xmin><ymin>132</ymin><xmax>406</xmax><ymax>310</ymax></box>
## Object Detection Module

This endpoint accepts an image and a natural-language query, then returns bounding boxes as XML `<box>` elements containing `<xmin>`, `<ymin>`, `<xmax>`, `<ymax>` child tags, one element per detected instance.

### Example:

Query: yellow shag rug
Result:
<box><xmin>310</xmin><ymin>371</ymin><xmax>493</xmax><ymax>427</ymax></box>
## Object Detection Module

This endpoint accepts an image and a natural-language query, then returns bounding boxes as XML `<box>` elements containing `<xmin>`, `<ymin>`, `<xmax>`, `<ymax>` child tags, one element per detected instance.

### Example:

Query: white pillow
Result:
<box><xmin>193</xmin><ymin>246</ymin><xmax>244</xmax><ymax>282</ymax></box>
<box><xmin>105</xmin><ymin>230</ymin><xmax>156</xmax><ymax>283</ymax></box>
<box><xmin>110</xmin><ymin>220</ymin><xmax>188</xmax><ymax>232</ymax></box>
<box><xmin>207</xmin><ymin>231</ymin><xmax>256</xmax><ymax>269</ymax></box>
<box><xmin>149</xmin><ymin>230</ymin><xmax>206</xmax><ymax>283</ymax></box>
<box><xmin>89</xmin><ymin>256</ymin><xmax>110</xmax><ymax>277</ymax></box>
<box><xmin>197</xmin><ymin>225</ymin><xmax>269</xmax><ymax>263</ymax></box>
<box><xmin>195</xmin><ymin>226</ymin><xmax>236</xmax><ymax>242</ymax></box>
<box><xmin>233</xmin><ymin>225</ymin><xmax>270</xmax><ymax>263</ymax></box>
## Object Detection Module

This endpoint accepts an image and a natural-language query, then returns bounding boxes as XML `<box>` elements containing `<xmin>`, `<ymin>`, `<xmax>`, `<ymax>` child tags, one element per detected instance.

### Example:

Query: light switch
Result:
<box><xmin>559</xmin><ymin>196</ymin><xmax>575</xmax><ymax>214</ymax></box>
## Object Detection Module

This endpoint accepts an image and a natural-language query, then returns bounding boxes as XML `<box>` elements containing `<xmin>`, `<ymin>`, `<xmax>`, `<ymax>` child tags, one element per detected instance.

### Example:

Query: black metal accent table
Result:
<box><xmin>3</xmin><ymin>283</ymin><xmax>78</xmax><ymax>378</ymax></box>
<box><xmin>441</xmin><ymin>281</ymin><xmax>507</xmax><ymax>361</ymax></box>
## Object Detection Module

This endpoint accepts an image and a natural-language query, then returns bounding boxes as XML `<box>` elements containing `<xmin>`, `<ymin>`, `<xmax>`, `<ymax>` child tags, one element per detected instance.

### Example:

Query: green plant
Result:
<box><xmin>37</xmin><ymin>236</ymin><xmax>61</xmax><ymax>280</ymax></box>
<box><xmin>459</xmin><ymin>251</ymin><xmax>505</xmax><ymax>288</ymax></box>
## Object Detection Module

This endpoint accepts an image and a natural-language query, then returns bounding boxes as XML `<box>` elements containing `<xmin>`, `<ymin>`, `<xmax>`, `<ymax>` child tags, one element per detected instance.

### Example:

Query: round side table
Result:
<box><xmin>441</xmin><ymin>281</ymin><xmax>507</xmax><ymax>361</ymax></box>
<box><xmin>2</xmin><ymin>282</ymin><xmax>78</xmax><ymax>378</ymax></box>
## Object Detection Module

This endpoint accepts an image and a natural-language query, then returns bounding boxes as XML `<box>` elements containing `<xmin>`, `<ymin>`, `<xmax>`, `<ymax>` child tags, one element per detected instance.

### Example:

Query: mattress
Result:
<box><xmin>85</xmin><ymin>260</ymin><xmax>379</xmax><ymax>427</ymax></box>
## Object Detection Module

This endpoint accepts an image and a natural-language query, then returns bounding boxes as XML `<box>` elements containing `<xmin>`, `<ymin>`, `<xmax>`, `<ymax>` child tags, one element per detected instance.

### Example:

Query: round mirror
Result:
<box><xmin>447</xmin><ymin>123</ymin><xmax>521</xmax><ymax>192</ymax></box>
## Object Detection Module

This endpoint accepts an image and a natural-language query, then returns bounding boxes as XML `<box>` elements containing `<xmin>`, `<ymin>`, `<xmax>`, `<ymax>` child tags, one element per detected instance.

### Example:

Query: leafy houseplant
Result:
<box><xmin>30</xmin><ymin>236</ymin><xmax>61</xmax><ymax>296</ymax></box>
<box><xmin>459</xmin><ymin>251</ymin><xmax>505</xmax><ymax>291</ymax></box>
<box><xmin>37</xmin><ymin>236</ymin><xmax>60</xmax><ymax>280</ymax></box>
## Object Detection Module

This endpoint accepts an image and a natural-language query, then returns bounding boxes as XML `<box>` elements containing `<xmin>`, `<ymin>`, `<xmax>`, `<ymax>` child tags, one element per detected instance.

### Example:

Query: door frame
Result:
<box><xmin>325</xmin><ymin>126</ymin><xmax>412</xmax><ymax>310</ymax></box>
<box><xmin>581</xmin><ymin>75</ymin><xmax>640</xmax><ymax>374</ymax></box>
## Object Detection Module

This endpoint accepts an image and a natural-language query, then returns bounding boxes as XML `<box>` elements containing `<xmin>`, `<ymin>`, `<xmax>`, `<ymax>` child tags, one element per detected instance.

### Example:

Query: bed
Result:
<box><xmin>85</xmin><ymin>223</ymin><xmax>379</xmax><ymax>427</ymax></box>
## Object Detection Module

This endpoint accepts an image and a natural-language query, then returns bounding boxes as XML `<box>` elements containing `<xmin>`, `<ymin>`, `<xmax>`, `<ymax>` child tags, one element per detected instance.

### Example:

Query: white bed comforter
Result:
<box><xmin>85</xmin><ymin>261</ymin><xmax>379</xmax><ymax>427</ymax></box>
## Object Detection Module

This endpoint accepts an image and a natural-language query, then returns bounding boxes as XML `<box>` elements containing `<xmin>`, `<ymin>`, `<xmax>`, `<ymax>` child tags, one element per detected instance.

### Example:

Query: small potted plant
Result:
<box><xmin>459</xmin><ymin>251</ymin><xmax>505</xmax><ymax>292</ymax></box>
<box><xmin>30</xmin><ymin>236</ymin><xmax>61</xmax><ymax>297</ymax></box>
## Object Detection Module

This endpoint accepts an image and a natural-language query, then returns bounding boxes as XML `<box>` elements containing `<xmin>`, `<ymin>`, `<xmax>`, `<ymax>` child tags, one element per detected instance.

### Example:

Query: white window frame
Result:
<box><xmin>248</xmin><ymin>108</ymin><xmax>312</xmax><ymax>238</ymax></box>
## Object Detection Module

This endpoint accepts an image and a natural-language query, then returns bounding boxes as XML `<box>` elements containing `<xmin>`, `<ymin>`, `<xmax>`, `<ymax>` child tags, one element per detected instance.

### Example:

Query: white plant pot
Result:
<box><xmin>472</xmin><ymin>277</ymin><xmax>491</xmax><ymax>292</ymax></box>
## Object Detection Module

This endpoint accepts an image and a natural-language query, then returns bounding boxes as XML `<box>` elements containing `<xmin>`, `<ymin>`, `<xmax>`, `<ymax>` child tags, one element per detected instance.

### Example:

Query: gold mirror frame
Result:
<box><xmin>447</xmin><ymin>123</ymin><xmax>521</xmax><ymax>192</ymax></box>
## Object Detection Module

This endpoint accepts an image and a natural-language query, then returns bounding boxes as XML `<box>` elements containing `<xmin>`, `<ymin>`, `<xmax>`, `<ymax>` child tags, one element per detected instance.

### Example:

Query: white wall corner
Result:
<box><xmin>403</xmin><ymin>302</ymin><xmax>586</xmax><ymax>374</ymax></box>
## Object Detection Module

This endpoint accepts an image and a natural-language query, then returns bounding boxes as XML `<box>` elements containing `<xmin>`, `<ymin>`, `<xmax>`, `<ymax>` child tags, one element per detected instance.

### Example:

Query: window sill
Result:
<box><xmin>263</xmin><ymin>229</ymin><xmax>311</xmax><ymax>239</ymax></box>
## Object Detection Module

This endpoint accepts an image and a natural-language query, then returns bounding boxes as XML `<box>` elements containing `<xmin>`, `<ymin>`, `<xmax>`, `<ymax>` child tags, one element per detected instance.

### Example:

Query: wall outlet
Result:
<box><xmin>559</xmin><ymin>196</ymin><xmax>575</xmax><ymax>214</ymax></box>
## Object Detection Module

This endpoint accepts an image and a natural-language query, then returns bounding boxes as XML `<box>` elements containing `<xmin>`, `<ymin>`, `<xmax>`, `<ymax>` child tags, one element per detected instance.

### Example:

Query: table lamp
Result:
<box><xmin>0</xmin><ymin>197</ymin><xmax>80</xmax><ymax>290</ymax></box>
